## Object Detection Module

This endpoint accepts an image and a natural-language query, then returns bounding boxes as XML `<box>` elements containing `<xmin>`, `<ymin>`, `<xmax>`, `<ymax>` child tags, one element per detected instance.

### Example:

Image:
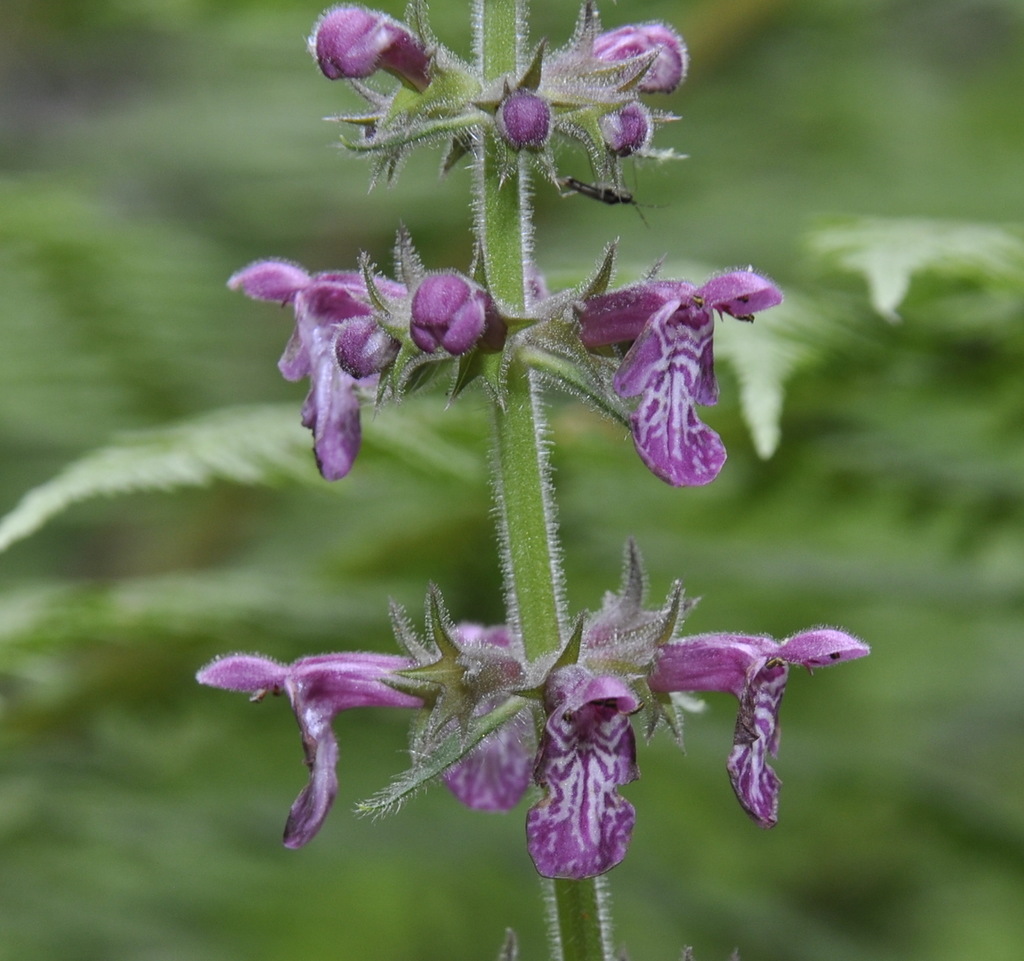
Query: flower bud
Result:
<box><xmin>495</xmin><ymin>89</ymin><xmax>552</xmax><ymax>150</ymax></box>
<box><xmin>410</xmin><ymin>273</ymin><xmax>490</xmax><ymax>355</ymax></box>
<box><xmin>310</xmin><ymin>4</ymin><xmax>431</xmax><ymax>91</ymax></box>
<box><xmin>600</xmin><ymin>102</ymin><xmax>652</xmax><ymax>157</ymax></box>
<box><xmin>593</xmin><ymin>23</ymin><xmax>688</xmax><ymax>94</ymax></box>
<box><xmin>334</xmin><ymin>315</ymin><xmax>400</xmax><ymax>378</ymax></box>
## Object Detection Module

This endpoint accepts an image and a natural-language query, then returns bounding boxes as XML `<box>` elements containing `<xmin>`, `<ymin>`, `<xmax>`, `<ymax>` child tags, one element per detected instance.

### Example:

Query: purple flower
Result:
<box><xmin>495</xmin><ymin>89</ymin><xmax>552</xmax><ymax>150</ymax></box>
<box><xmin>310</xmin><ymin>4</ymin><xmax>431</xmax><ymax>91</ymax></box>
<box><xmin>579</xmin><ymin>271</ymin><xmax>783</xmax><ymax>486</ymax></box>
<box><xmin>197</xmin><ymin>651</ymin><xmax>420</xmax><ymax>847</ymax></box>
<box><xmin>228</xmin><ymin>259</ymin><xmax>403</xmax><ymax>480</ymax></box>
<box><xmin>527</xmin><ymin>666</ymin><xmax>640</xmax><ymax>878</ymax></box>
<box><xmin>593</xmin><ymin>22</ymin><xmax>688</xmax><ymax>94</ymax></box>
<box><xmin>410</xmin><ymin>273</ymin><xmax>496</xmax><ymax>355</ymax></box>
<box><xmin>650</xmin><ymin>628</ymin><xmax>870</xmax><ymax>827</ymax></box>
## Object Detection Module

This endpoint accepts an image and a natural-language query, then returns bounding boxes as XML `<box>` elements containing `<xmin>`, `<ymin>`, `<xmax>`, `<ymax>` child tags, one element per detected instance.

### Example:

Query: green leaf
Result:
<box><xmin>0</xmin><ymin>399</ymin><xmax>485</xmax><ymax>555</ymax></box>
<box><xmin>808</xmin><ymin>217</ymin><xmax>1024</xmax><ymax>321</ymax></box>
<box><xmin>715</xmin><ymin>294</ymin><xmax>825</xmax><ymax>459</ymax></box>
<box><xmin>354</xmin><ymin>695</ymin><xmax>529</xmax><ymax>817</ymax></box>
<box><xmin>0</xmin><ymin>404</ymin><xmax>314</xmax><ymax>555</ymax></box>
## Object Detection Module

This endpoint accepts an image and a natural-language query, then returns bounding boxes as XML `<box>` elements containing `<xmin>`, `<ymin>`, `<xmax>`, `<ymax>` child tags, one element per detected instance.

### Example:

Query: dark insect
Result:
<box><xmin>558</xmin><ymin>176</ymin><xmax>636</xmax><ymax>206</ymax></box>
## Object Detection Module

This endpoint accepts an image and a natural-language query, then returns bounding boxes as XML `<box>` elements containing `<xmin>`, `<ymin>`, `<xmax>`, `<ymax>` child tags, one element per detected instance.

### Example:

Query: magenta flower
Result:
<box><xmin>579</xmin><ymin>271</ymin><xmax>783</xmax><ymax>486</ymax></box>
<box><xmin>593</xmin><ymin>22</ymin><xmax>688</xmax><ymax>94</ymax></box>
<box><xmin>197</xmin><ymin>652</ymin><xmax>420</xmax><ymax>847</ymax></box>
<box><xmin>310</xmin><ymin>4</ymin><xmax>431</xmax><ymax>91</ymax></box>
<box><xmin>228</xmin><ymin>259</ymin><xmax>404</xmax><ymax>480</ymax></box>
<box><xmin>527</xmin><ymin>666</ymin><xmax>640</xmax><ymax>879</ymax></box>
<box><xmin>650</xmin><ymin>628</ymin><xmax>870</xmax><ymax>827</ymax></box>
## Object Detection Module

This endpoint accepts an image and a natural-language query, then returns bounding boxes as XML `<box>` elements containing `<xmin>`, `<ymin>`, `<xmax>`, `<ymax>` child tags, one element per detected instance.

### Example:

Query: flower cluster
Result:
<box><xmin>229</xmin><ymin>238</ymin><xmax>506</xmax><ymax>478</ymax></box>
<box><xmin>308</xmin><ymin>2</ymin><xmax>685</xmax><ymax>185</ymax></box>
<box><xmin>232</xmin><ymin>244</ymin><xmax>781</xmax><ymax>487</ymax></box>
<box><xmin>198</xmin><ymin>545</ymin><xmax>868</xmax><ymax>878</ymax></box>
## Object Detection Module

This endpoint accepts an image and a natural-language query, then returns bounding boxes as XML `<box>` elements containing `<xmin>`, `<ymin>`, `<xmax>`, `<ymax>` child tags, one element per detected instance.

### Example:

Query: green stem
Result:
<box><xmin>475</xmin><ymin>0</ymin><xmax>529</xmax><ymax>312</ymax></box>
<box><xmin>475</xmin><ymin>4</ymin><xmax>616</xmax><ymax>961</ymax></box>
<box><xmin>490</xmin><ymin>362</ymin><xmax>565</xmax><ymax>662</ymax></box>
<box><xmin>547</xmin><ymin>877</ymin><xmax>615</xmax><ymax>961</ymax></box>
<box><xmin>477</xmin><ymin>0</ymin><xmax>523</xmax><ymax>82</ymax></box>
<box><xmin>475</xmin><ymin>0</ymin><xmax>560</xmax><ymax>662</ymax></box>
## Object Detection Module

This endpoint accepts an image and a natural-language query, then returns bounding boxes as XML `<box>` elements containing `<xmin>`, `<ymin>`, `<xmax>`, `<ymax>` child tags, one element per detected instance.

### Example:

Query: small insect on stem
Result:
<box><xmin>557</xmin><ymin>177</ymin><xmax>635</xmax><ymax>206</ymax></box>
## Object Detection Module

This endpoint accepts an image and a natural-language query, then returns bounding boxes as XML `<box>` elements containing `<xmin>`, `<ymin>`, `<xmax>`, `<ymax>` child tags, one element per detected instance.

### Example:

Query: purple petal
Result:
<box><xmin>279</xmin><ymin>652</ymin><xmax>419</xmax><ymax>847</ymax></box>
<box><xmin>600</xmin><ymin>102</ymin><xmax>652</xmax><ymax>157</ymax></box>
<box><xmin>278</xmin><ymin>328</ymin><xmax>311</xmax><ymax>381</ymax></box>
<box><xmin>444</xmin><ymin>709</ymin><xmax>534</xmax><ymax>811</ymax></box>
<box><xmin>727</xmin><ymin>659</ymin><xmax>788</xmax><ymax>828</ymax></box>
<box><xmin>301</xmin><ymin>336</ymin><xmax>363</xmax><ymax>481</ymax></box>
<box><xmin>288</xmin><ymin>652</ymin><xmax>422</xmax><ymax>711</ymax></box>
<box><xmin>310</xmin><ymin>5</ymin><xmax>430</xmax><ymax>90</ymax></box>
<box><xmin>496</xmin><ymin>89</ymin><xmax>552</xmax><ymax>149</ymax></box>
<box><xmin>614</xmin><ymin>304</ymin><xmax>724</xmax><ymax>486</ymax></box>
<box><xmin>311</xmin><ymin>5</ymin><xmax>383</xmax><ymax>78</ymax></box>
<box><xmin>651</xmin><ymin>629</ymin><xmax>868</xmax><ymax>829</ymax></box>
<box><xmin>578</xmin><ymin>281</ymin><xmax>697</xmax><ymax>348</ymax></box>
<box><xmin>649</xmin><ymin>633</ymin><xmax>775</xmax><ymax>696</ymax></box>
<box><xmin>779</xmin><ymin>628</ymin><xmax>870</xmax><ymax>669</ymax></box>
<box><xmin>196</xmin><ymin>653</ymin><xmax>288</xmax><ymax>692</ymax></box>
<box><xmin>698</xmin><ymin>271</ymin><xmax>783</xmax><ymax>319</ymax></box>
<box><xmin>284</xmin><ymin>698</ymin><xmax>340</xmax><ymax>848</ymax></box>
<box><xmin>527</xmin><ymin>668</ymin><xmax>639</xmax><ymax>879</ymax></box>
<box><xmin>410</xmin><ymin>274</ymin><xmax>489</xmax><ymax>355</ymax></box>
<box><xmin>334</xmin><ymin>316</ymin><xmax>399</xmax><ymax>378</ymax></box>
<box><xmin>610</xmin><ymin>299</ymin><xmax>682</xmax><ymax>398</ymax></box>
<box><xmin>593</xmin><ymin>23</ymin><xmax>688</xmax><ymax>94</ymax></box>
<box><xmin>198</xmin><ymin>649</ymin><xmax>420</xmax><ymax>847</ymax></box>
<box><xmin>228</xmin><ymin>259</ymin><xmax>310</xmax><ymax>303</ymax></box>
<box><xmin>299</xmin><ymin>280</ymin><xmax>374</xmax><ymax>330</ymax></box>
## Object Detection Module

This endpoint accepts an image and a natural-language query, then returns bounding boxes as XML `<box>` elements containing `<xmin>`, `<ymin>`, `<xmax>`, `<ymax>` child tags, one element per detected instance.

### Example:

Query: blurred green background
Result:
<box><xmin>2</xmin><ymin>0</ymin><xmax>1023</xmax><ymax>959</ymax></box>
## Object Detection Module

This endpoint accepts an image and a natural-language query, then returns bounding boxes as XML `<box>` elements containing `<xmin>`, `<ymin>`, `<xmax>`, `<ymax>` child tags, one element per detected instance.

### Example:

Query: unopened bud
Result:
<box><xmin>495</xmin><ymin>89</ymin><xmax>552</xmax><ymax>150</ymax></box>
<box><xmin>310</xmin><ymin>5</ymin><xmax>431</xmax><ymax>91</ymax></box>
<box><xmin>593</xmin><ymin>23</ymin><xmax>688</xmax><ymax>94</ymax></box>
<box><xmin>334</xmin><ymin>316</ymin><xmax>400</xmax><ymax>378</ymax></box>
<box><xmin>600</xmin><ymin>102</ymin><xmax>652</xmax><ymax>156</ymax></box>
<box><xmin>410</xmin><ymin>274</ymin><xmax>490</xmax><ymax>355</ymax></box>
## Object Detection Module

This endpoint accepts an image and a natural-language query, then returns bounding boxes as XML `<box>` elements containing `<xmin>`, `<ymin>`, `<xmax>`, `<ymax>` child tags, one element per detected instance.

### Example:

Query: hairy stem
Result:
<box><xmin>546</xmin><ymin>876</ymin><xmax>616</xmax><ymax>961</ymax></box>
<box><xmin>475</xmin><ymin>0</ymin><xmax>561</xmax><ymax>661</ymax></box>
<box><xmin>477</xmin><ymin>5</ymin><xmax>616</xmax><ymax>961</ymax></box>
<box><xmin>490</xmin><ymin>362</ymin><xmax>565</xmax><ymax>662</ymax></box>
